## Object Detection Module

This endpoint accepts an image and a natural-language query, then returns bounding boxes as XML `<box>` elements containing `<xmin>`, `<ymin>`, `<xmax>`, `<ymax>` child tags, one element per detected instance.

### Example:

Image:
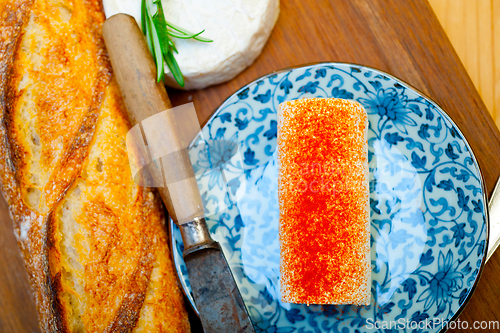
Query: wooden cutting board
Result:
<box><xmin>430</xmin><ymin>0</ymin><xmax>500</xmax><ymax>129</ymax></box>
<box><xmin>1</xmin><ymin>0</ymin><xmax>500</xmax><ymax>332</ymax></box>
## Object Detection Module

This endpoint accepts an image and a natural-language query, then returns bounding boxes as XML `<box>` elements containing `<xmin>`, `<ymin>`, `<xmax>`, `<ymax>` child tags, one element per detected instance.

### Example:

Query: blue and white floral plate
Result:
<box><xmin>169</xmin><ymin>63</ymin><xmax>488</xmax><ymax>333</ymax></box>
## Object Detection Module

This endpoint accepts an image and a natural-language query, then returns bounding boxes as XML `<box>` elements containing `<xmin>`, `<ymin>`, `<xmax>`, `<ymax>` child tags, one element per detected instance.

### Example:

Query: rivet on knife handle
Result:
<box><xmin>103</xmin><ymin>14</ymin><xmax>255</xmax><ymax>333</ymax></box>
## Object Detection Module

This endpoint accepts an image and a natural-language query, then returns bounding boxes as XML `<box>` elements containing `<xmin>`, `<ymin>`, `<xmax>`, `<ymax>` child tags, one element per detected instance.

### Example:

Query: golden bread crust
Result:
<box><xmin>0</xmin><ymin>1</ymin><xmax>190</xmax><ymax>332</ymax></box>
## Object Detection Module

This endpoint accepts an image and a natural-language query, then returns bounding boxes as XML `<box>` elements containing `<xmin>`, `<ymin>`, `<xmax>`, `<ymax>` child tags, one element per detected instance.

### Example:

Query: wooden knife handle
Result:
<box><xmin>103</xmin><ymin>14</ymin><xmax>204</xmax><ymax>224</ymax></box>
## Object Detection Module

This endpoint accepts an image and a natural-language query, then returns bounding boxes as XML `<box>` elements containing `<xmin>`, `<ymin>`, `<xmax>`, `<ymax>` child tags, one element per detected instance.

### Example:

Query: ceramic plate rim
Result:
<box><xmin>169</xmin><ymin>62</ymin><xmax>490</xmax><ymax>332</ymax></box>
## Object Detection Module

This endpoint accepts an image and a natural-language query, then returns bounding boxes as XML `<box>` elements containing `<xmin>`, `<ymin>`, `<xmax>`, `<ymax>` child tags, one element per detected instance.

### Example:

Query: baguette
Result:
<box><xmin>0</xmin><ymin>0</ymin><xmax>190</xmax><ymax>331</ymax></box>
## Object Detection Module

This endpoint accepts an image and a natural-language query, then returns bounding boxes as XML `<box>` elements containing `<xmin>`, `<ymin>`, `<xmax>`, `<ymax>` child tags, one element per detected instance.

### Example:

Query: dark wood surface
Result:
<box><xmin>1</xmin><ymin>0</ymin><xmax>500</xmax><ymax>332</ymax></box>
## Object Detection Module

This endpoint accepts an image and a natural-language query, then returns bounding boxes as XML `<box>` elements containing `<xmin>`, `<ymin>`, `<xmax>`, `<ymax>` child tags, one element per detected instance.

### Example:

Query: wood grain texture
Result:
<box><xmin>168</xmin><ymin>0</ymin><xmax>500</xmax><ymax>196</ymax></box>
<box><xmin>1</xmin><ymin>0</ymin><xmax>500</xmax><ymax>332</ymax></box>
<box><xmin>0</xmin><ymin>197</ymin><xmax>40</xmax><ymax>333</ymax></box>
<box><xmin>427</xmin><ymin>4</ymin><xmax>500</xmax><ymax>331</ymax></box>
<box><xmin>167</xmin><ymin>0</ymin><xmax>500</xmax><ymax>331</ymax></box>
<box><xmin>429</xmin><ymin>0</ymin><xmax>500</xmax><ymax>128</ymax></box>
<box><xmin>496</xmin><ymin>0</ymin><xmax>500</xmax><ymax>128</ymax></box>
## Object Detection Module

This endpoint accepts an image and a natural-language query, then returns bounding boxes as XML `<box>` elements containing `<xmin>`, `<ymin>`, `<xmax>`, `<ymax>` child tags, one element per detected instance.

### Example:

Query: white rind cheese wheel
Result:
<box><xmin>103</xmin><ymin>0</ymin><xmax>280</xmax><ymax>90</ymax></box>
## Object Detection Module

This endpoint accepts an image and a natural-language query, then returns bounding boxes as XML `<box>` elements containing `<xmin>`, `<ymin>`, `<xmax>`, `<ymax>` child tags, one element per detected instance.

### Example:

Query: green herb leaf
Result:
<box><xmin>163</xmin><ymin>47</ymin><xmax>184</xmax><ymax>87</ymax></box>
<box><xmin>150</xmin><ymin>20</ymin><xmax>164</xmax><ymax>82</ymax></box>
<box><xmin>144</xmin><ymin>1</ymin><xmax>155</xmax><ymax>59</ymax></box>
<box><xmin>141</xmin><ymin>0</ymin><xmax>147</xmax><ymax>33</ymax></box>
<box><xmin>168</xmin><ymin>39</ymin><xmax>178</xmax><ymax>54</ymax></box>
<box><xmin>152</xmin><ymin>0</ymin><xmax>171</xmax><ymax>47</ymax></box>
<box><xmin>141</xmin><ymin>0</ymin><xmax>210</xmax><ymax>86</ymax></box>
<box><xmin>165</xmin><ymin>21</ymin><xmax>213</xmax><ymax>42</ymax></box>
<box><xmin>167</xmin><ymin>29</ymin><xmax>205</xmax><ymax>39</ymax></box>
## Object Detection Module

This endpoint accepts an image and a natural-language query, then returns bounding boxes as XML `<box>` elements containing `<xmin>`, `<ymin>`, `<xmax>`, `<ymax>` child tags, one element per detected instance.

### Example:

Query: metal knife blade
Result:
<box><xmin>179</xmin><ymin>218</ymin><xmax>255</xmax><ymax>333</ymax></box>
<box><xmin>487</xmin><ymin>176</ymin><xmax>500</xmax><ymax>261</ymax></box>
<box><xmin>185</xmin><ymin>245</ymin><xmax>254</xmax><ymax>333</ymax></box>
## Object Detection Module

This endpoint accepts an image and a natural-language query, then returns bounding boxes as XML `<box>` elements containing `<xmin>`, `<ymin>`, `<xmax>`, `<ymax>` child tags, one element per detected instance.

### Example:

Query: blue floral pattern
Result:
<box><xmin>170</xmin><ymin>63</ymin><xmax>488</xmax><ymax>333</ymax></box>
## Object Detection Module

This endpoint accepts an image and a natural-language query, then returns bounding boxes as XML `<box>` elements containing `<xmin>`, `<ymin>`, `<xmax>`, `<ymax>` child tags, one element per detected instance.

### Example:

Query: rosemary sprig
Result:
<box><xmin>141</xmin><ymin>0</ymin><xmax>212</xmax><ymax>87</ymax></box>
<box><xmin>165</xmin><ymin>21</ymin><xmax>212</xmax><ymax>42</ymax></box>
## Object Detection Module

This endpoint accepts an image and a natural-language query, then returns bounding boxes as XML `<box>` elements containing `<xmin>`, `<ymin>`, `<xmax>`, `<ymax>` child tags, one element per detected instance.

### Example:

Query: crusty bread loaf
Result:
<box><xmin>0</xmin><ymin>0</ymin><xmax>190</xmax><ymax>331</ymax></box>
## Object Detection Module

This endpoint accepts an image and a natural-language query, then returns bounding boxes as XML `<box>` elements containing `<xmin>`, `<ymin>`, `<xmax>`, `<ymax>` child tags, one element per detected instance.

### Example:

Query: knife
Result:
<box><xmin>102</xmin><ymin>14</ymin><xmax>255</xmax><ymax>333</ymax></box>
<box><xmin>487</xmin><ymin>176</ymin><xmax>500</xmax><ymax>261</ymax></box>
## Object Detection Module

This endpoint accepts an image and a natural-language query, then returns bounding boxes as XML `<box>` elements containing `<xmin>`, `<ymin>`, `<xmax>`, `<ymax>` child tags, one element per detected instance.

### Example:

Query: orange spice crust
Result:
<box><xmin>278</xmin><ymin>98</ymin><xmax>370</xmax><ymax>305</ymax></box>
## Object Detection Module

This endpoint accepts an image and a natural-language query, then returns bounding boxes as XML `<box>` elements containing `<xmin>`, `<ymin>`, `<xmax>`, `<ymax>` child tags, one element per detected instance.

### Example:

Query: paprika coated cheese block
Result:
<box><xmin>278</xmin><ymin>98</ymin><xmax>371</xmax><ymax>305</ymax></box>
